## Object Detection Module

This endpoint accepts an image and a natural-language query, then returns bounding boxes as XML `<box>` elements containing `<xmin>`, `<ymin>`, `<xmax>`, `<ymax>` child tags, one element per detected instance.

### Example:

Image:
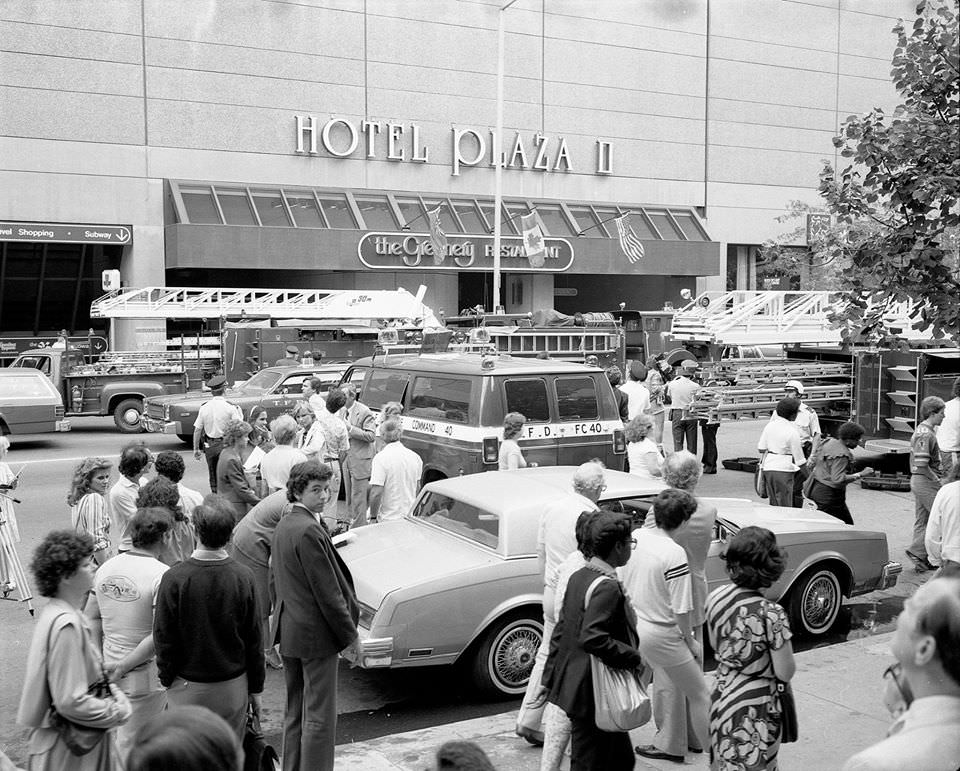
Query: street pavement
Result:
<box><xmin>333</xmin><ymin>631</ymin><xmax>901</xmax><ymax>770</ymax></box>
<box><xmin>0</xmin><ymin>413</ymin><xmax>932</xmax><ymax>767</ymax></box>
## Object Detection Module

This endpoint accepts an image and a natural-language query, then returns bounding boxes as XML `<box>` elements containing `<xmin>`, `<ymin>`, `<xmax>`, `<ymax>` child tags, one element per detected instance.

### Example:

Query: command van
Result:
<box><xmin>340</xmin><ymin>352</ymin><xmax>626</xmax><ymax>485</ymax></box>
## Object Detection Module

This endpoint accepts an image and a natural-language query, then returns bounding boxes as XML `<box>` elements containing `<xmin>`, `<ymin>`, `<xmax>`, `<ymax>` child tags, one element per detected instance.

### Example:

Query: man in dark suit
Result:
<box><xmin>339</xmin><ymin>383</ymin><xmax>377</xmax><ymax>527</ymax></box>
<box><xmin>271</xmin><ymin>461</ymin><xmax>359</xmax><ymax>771</ymax></box>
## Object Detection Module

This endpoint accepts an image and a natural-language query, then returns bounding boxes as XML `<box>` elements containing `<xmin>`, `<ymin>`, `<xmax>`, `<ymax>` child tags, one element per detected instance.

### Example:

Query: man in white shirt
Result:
<box><xmin>109</xmin><ymin>444</ymin><xmax>151</xmax><ymax>552</ymax></box>
<box><xmin>667</xmin><ymin>360</ymin><xmax>702</xmax><ymax>453</ymax></box>
<box><xmin>516</xmin><ymin>461</ymin><xmax>605</xmax><ymax>744</ymax></box>
<box><xmin>757</xmin><ymin>398</ymin><xmax>806</xmax><ymax>508</ymax></box>
<box><xmin>87</xmin><ymin>507</ymin><xmax>172</xmax><ymax>762</ymax></box>
<box><xmin>368</xmin><ymin>419</ymin><xmax>422</xmax><ymax>523</ymax></box>
<box><xmin>938</xmin><ymin>377</ymin><xmax>960</xmax><ymax>477</ymax></box>
<box><xmin>783</xmin><ymin>379</ymin><xmax>821</xmax><ymax>456</ymax></box>
<box><xmin>302</xmin><ymin>376</ymin><xmax>327</xmax><ymax>418</ymax></box>
<box><xmin>193</xmin><ymin>375</ymin><xmax>242</xmax><ymax>493</ymax></box>
<box><xmin>925</xmin><ymin>475</ymin><xmax>960</xmax><ymax>575</ymax></box>
<box><xmin>842</xmin><ymin>576</ymin><xmax>960</xmax><ymax>771</ymax></box>
<box><xmin>619</xmin><ymin>361</ymin><xmax>651</xmax><ymax>420</ymax></box>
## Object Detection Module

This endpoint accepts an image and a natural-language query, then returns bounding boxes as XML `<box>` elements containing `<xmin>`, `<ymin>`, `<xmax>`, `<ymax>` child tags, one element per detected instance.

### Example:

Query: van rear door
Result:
<box><xmin>552</xmin><ymin>374</ymin><xmax>621</xmax><ymax>468</ymax></box>
<box><xmin>502</xmin><ymin>377</ymin><xmax>559</xmax><ymax>469</ymax></box>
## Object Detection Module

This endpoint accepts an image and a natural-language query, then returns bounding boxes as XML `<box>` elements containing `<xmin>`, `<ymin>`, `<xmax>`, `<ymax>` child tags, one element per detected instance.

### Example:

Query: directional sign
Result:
<box><xmin>0</xmin><ymin>221</ymin><xmax>133</xmax><ymax>245</ymax></box>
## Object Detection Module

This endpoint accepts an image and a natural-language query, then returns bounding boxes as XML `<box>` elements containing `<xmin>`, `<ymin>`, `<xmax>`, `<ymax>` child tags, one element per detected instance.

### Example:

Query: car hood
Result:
<box><xmin>145</xmin><ymin>388</ymin><xmax>250</xmax><ymax>407</ymax></box>
<box><xmin>335</xmin><ymin>519</ymin><xmax>500</xmax><ymax>608</ymax></box>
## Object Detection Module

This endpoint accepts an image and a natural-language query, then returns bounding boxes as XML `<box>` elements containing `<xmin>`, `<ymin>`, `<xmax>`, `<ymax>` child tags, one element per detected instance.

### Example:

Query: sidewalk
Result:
<box><xmin>334</xmin><ymin>631</ymin><xmax>898</xmax><ymax>770</ymax></box>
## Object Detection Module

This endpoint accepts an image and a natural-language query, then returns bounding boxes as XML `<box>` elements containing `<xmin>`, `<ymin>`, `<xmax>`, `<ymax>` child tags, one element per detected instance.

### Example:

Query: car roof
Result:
<box><xmin>350</xmin><ymin>353</ymin><xmax>598</xmax><ymax>376</ymax></box>
<box><xmin>260</xmin><ymin>363</ymin><xmax>347</xmax><ymax>375</ymax></box>
<box><xmin>0</xmin><ymin>369</ymin><xmax>45</xmax><ymax>376</ymax></box>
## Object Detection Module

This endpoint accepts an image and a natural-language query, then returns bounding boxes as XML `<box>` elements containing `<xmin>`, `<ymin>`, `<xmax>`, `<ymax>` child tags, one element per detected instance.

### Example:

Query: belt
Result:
<box><xmin>323</xmin><ymin>457</ymin><xmax>339</xmax><ymax>462</ymax></box>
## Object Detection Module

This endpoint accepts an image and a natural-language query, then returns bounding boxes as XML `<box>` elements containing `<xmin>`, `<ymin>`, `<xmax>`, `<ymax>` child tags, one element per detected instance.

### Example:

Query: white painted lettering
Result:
<box><xmin>554</xmin><ymin>137</ymin><xmax>572</xmax><ymax>171</ymax></box>
<box><xmin>361</xmin><ymin>120</ymin><xmax>382</xmax><ymax>158</ymax></box>
<box><xmin>321</xmin><ymin>118</ymin><xmax>359</xmax><ymax>158</ymax></box>
<box><xmin>596</xmin><ymin>140</ymin><xmax>613</xmax><ymax>174</ymax></box>
<box><xmin>387</xmin><ymin>123</ymin><xmax>405</xmax><ymax>160</ymax></box>
<box><xmin>295</xmin><ymin>114</ymin><xmax>318</xmax><ymax>154</ymax></box>
<box><xmin>507</xmin><ymin>132</ymin><xmax>528</xmax><ymax>168</ymax></box>
<box><xmin>410</xmin><ymin>124</ymin><xmax>429</xmax><ymax>163</ymax></box>
<box><xmin>452</xmin><ymin>128</ymin><xmax>486</xmax><ymax>176</ymax></box>
<box><xmin>533</xmin><ymin>133</ymin><xmax>550</xmax><ymax>171</ymax></box>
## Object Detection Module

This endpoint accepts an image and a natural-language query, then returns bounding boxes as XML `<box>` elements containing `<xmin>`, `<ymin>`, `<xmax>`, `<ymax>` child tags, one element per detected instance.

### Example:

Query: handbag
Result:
<box><xmin>44</xmin><ymin>614</ymin><xmax>110</xmax><ymax>756</ymax></box>
<box><xmin>583</xmin><ymin>576</ymin><xmax>651</xmax><ymax>733</ymax></box>
<box><xmin>243</xmin><ymin>707</ymin><xmax>280</xmax><ymax>771</ymax></box>
<box><xmin>754</xmin><ymin>452</ymin><xmax>768</xmax><ymax>499</ymax></box>
<box><xmin>764</xmin><ymin>605</ymin><xmax>798</xmax><ymax>744</ymax></box>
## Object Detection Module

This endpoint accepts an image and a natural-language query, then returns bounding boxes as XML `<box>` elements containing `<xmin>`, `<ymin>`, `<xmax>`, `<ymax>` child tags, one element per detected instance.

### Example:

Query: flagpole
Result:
<box><xmin>493</xmin><ymin>0</ymin><xmax>519</xmax><ymax>313</ymax></box>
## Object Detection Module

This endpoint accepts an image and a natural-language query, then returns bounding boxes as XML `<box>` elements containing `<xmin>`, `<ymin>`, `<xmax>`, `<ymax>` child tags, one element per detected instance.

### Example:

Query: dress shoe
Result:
<box><xmin>688</xmin><ymin>746</ymin><xmax>704</xmax><ymax>754</ymax></box>
<box><xmin>635</xmin><ymin>744</ymin><xmax>684</xmax><ymax>763</ymax></box>
<box><xmin>515</xmin><ymin>726</ymin><xmax>544</xmax><ymax>747</ymax></box>
<box><xmin>906</xmin><ymin>550</ymin><xmax>935</xmax><ymax>572</ymax></box>
<box><xmin>265</xmin><ymin>648</ymin><xmax>284</xmax><ymax>670</ymax></box>
<box><xmin>702</xmin><ymin>466</ymin><xmax>717</xmax><ymax>474</ymax></box>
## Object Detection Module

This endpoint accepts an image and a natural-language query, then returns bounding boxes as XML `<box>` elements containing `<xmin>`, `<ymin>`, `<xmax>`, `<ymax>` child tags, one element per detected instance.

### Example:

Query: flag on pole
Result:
<box><xmin>614</xmin><ymin>213</ymin><xmax>645</xmax><ymax>264</ymax></box>
<box><xmin>520</xmin><ymin>212</ymin><xmax>547</xmax><ymax>268</ymax></box>
<box><xmin>427</xmin><ymin>205</ymin><xmax>447</xmax><ymax>265</ymax></box>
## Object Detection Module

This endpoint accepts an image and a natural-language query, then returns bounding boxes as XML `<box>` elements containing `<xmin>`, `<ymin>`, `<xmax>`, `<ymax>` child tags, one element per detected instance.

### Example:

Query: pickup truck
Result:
<box><xmin>0</xmin><ymin>369</ymin><xmax>71</xmax><ymax>435</ymax></box>
<box><xmin>10</xmin><ymin>347</ymin><xmax>192</xmax><ymax>433</ymax></box>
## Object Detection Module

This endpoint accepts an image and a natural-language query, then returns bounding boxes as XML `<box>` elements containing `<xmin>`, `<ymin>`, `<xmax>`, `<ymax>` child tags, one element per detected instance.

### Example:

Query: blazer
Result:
<box><xmin>216</xmin><ymin>446</ymin><xmax>261</xmax><ymax>521</ymax></box>
<box><xmin>270</xmin><ymin>504</ymin><xmax>359</xmax><ymax>659</ymax></box>
<box><xmin>542</xmin><ymin>566</ymin><xmax>643</xmax><ymax>720</ymax></box>
<box><xmin>342</xmin><ymin>401</ymin><xmax>377</xmax><ymax>478</ymax></box>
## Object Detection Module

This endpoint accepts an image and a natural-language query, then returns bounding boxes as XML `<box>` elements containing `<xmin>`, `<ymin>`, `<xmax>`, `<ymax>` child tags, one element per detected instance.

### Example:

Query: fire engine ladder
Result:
<box><xmin>671</xmin><ymin>291</ymin><xmax>842</xmax><ymax>345</ymax></box>
<box><xmin>90</xmin><ymin>286</ymin><xmax>439</xmax><ymax>325</ymax></box>
<box><xmin>484</xmin><ymin>328</ymin><xmax>619</xmax><ymax>359</ymax></box>
<box><xmin>706</xmin><ymin>360</ymin><xmax>852</xmax><ymax>385</ymax></box>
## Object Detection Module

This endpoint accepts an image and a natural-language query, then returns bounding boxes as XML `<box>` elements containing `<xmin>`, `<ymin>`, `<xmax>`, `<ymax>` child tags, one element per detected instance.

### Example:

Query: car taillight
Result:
<box><xmin>612</xmin><ymin>429</ymin><xmax>626</xmax><ymax>454</ymax></box>
<box><xmin>482</xmin><ymin>437</ymin><xmax>500</xmax><ymax>464</ymax></box>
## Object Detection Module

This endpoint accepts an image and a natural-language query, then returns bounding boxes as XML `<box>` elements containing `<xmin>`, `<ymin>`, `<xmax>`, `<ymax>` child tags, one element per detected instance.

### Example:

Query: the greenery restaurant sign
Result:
<box><xmin>358</xmin><ymin>232</ymin><xmax>574</xmax><ymax>271</ymax></box>
<box><xmin>294</xmin><ymin>115</ymin><xmax>614</xmax><ymax>175</ymax></box>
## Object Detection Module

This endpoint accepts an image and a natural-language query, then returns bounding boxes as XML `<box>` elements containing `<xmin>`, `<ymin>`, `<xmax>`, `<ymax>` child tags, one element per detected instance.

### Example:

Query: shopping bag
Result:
<box><xmin>590</xmin><ymin>655</ymin><xmax>651</xmax><ymax>732</ymax></box>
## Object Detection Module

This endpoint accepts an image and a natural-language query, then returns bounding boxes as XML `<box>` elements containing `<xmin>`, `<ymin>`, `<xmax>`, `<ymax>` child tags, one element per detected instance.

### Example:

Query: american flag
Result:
<box><xmin>427</xmin><ymin>205</ymin><xmax>447</xmax><ymax>265</ymax></box>
<box><xmin>615</xmin><ymin>213</ymin><xmax>645</xmax><ymax>264</ymax></box>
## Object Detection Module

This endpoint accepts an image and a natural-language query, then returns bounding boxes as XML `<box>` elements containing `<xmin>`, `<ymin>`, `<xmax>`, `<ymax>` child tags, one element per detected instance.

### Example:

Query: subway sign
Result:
<box><xmin>0</xmin><ymin>221</ymin><xmax>133</xmax><ymax>245</ymax></box>
<box><xmin>357</xmin><ymin>232</ymin><xmax>574</xmax><ymax>271</ymax></box>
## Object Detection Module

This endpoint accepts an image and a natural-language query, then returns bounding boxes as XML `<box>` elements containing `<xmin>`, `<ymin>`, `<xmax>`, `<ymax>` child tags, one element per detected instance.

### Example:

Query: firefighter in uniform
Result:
<box><xmin>193</xmin><ymin>375</ymin><xmax>243</xmax><ymax>493</ymax></box>
<box><xmin>907</xmin><ymin>396</ymin><xmax>946</xmax><ymax>572</ymax></box>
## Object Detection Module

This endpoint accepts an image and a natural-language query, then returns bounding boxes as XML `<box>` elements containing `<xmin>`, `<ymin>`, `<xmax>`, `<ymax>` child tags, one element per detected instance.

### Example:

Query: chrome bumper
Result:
<box><xmin>141</xmin><ymin>416</ymin><xmax>181</xmax><ymax>434</ymax></box>
<box><xmin>881</xmin><ymin>561</ymin><xmax>902</xmax><ymax>589</ymax></box>
<box><xmin>352</xmin><ymin>626</ymin><xmax>394</xmax><ymax>668</ymax></box>
<box><xmin>55</xmin><ymin>419</ymin><xmax>71</xmax><ymax>432</ymax></box>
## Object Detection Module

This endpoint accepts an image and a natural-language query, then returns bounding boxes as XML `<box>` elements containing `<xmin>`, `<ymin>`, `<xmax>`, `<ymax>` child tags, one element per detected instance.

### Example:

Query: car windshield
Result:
<box><xmin>412</xmin><ymin>490</ymin><xmax>499</xmax><ymax>550</ymax></box>
<box><xmin>234</xmin><ymin>370</ymin><xmax>283</xmax><ymax>394</ymax></box>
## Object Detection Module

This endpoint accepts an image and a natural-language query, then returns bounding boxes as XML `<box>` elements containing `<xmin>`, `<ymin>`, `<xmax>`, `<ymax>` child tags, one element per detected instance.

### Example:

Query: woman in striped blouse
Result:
<box><xmin>67</xmin><ymin>457</ymin><xmax>115</xmax><ymax>566</ymax></box>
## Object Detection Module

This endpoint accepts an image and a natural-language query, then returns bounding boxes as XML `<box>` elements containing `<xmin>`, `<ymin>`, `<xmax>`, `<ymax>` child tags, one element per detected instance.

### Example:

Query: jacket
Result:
<box><xmin>270</xmin><ymin>504</ymin><xmax>359</xmax><ymax>659</ymax></box>
<box><xmin>341</xmin><ymin>401</ymin><xmax>377</xmax><ymax>478</ymax></box>
<box><xmin>542</xmin><ymin>566</ymin><xmax>643</xmax><ymax>720</ymax></box>
<box><xmin>216</xmin><ymin>446</ymin><xmax>261</xmax><ymax>520</ymax></box>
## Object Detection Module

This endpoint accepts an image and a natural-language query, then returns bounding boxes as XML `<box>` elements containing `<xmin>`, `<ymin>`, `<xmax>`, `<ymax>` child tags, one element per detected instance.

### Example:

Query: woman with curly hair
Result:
<box><xmin>625</xmin><ymin>413</ymin><xmax>664</xmax><ymax>480</ymax></box>
<box><xmin>498</xmin><ymin>412</ymin><xmax>527</xmax><ymax>470</ymax></box>
<box><xmin>705</xmin><ymin>526</ymin><xmax>796</xmax><ymax>771</ymax></box>
<box><xmin>216</xmin><ymin>419</ymin><xmax>261</xmax><ymax>522</ymax></box>
<box><xmin>137</xmin><ymin>477</ymin><xmax>193</xmax><ymax>565</ymax></box>
<box><xmin>67</xmin><ymin>458</ymin><xmax>114</xmax><ymax>566</ymax></box>
<box><xmin>16</xmin><ymin>530</ymin><xmax>132</xmax><ymax>769</ymax></box>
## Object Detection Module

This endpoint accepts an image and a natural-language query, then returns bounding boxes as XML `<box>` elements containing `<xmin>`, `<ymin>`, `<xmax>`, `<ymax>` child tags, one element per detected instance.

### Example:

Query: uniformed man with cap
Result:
<box><xmin>783</xmin><ymin>379</ymin><xmax>821</xmax><ymax>458</ymax></box>
<box><xmin>275</xmin><ymin>345</ymin><xmax>299</xmax><ymax>367</ymax></box>
<box><xmin>193</xmin><ymin>375</ymin><xmax>242</xmax><ymax>493</ymax></box>
<box><xmin>667</xmin><ymin>359</ymin><xmax>701</xmax><ymax>452</ymax></box>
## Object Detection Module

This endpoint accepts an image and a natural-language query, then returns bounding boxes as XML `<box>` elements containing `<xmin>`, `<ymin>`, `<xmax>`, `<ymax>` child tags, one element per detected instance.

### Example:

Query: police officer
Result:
<box><xmin>275</xmin><ymin>345</ymin><xmax>299</xmax><ymax>367</ymax></box>
<box><xmin>907</xmin><ymin>396</ymin><xmax>946</xmax><ymax>572</ymax></box>
<box><xmin>193</xmin><ymin>375</ymin><xmax>242</xmax><ymax>493</ymax></box>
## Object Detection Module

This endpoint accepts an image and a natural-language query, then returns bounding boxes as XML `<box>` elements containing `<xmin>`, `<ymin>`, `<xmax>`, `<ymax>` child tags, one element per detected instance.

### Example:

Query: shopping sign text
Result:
<box><xmin>358</xmin><ymin>232</ymin><xmax>574</xmax><ymax>271</ymax></box>
<box><xmin>294</xmin><ymin>115</ymin><xmax>613</xmax><ymax>175</ymax></box>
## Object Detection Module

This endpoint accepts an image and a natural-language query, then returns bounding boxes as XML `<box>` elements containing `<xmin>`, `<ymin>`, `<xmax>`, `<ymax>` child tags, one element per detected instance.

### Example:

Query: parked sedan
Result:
<box><xmin>0</xmin><ymin>369</ymin><xmax>70</xmax><ymax>435</ymax></box>
<box><xmin>336</xmin><ymin>467</ymin><xmax>902</xmax><ymax>697</ymax></box>
<box><xmin>141</xmin><ymin>364</ymin><xmax>346</xmax><ymax>443</ymax></box>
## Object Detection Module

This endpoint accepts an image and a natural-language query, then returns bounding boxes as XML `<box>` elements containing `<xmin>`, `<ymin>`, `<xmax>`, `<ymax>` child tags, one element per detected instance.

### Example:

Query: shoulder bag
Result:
<box><xmin>45</xmin><ymin>613</ymin><xmax>111</xmax><ymax>756</ymax></box>
<box><xmin>583</xmin><ymin>575</ymin><xmax>651</xmax><ymax>733</ymax></box>
<box><xmin>243</xmin><ymin>706</ymin><xmax>280</xmax><ymax>771</ymax></box>
<box><xmin>764</xmin><ymin>604</ymin><xmax>798</xmax><ymax>744</ymax></box>
<box><xmin>754</xmin><ymin>451</ymin><xmax>769</xmax><ymax>499</ymax></box>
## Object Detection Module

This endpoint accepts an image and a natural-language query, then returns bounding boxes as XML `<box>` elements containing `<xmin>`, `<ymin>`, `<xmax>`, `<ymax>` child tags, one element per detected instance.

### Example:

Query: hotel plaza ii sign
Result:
<box><xmin>358</xmin><ymin>232</ymin><xmax>574</xmax><ymax>271</ymax></box>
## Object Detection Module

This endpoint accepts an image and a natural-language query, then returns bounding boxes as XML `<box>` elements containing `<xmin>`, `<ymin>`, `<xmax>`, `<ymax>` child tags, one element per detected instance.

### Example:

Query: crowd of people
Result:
<box><xmin>7</xmin><ymin>378</ymin><xmax>429</xmax><ymax>771</ymax></box>
<box><xmin>4</xmin><ymin>366</ymin><xmax>959</xmax><ymax>771</ymax></box>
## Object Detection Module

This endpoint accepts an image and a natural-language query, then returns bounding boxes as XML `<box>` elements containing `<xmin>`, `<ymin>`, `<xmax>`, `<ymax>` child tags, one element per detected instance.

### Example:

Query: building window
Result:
<box><xmin>285</xmin><ymin>192</ymin><xmax>326</xmax><ymax>228</ymax></box>
<box><xmin>180</xmin><ymin>187</ymin><xmax>221</xmax><ymax>224</ymax></box>
<box><xmin>215</xmin><ymin>189</ymin><xmax>257</xmax><ymax>226</ymax></box>
<box><xmin>647</xmin><ymin>213</ymin><xmax>685</xmax><ymax>240</ymax></box>
<box><xmin>451</xmin><ymin>200</ymin><xmax>487</xmax><ymax>234</ymax></box>
<box><xmin>251</xmin><ymin>190</ymin><xmax>292</xmax><ymax>227</ymax></box>
<box><xmin>535</xmin><ymin>205</ymin><xmax>575</xmax><ymax>236</ymax></box>
<box><xmin>622</xmin><ymin>210</ymin><xmax>657</xmax><ymax>239</ymax></box>
<box><xmin>396</xmin><ymin>197</ymin><xmax>425</xmax><ymax>230</ymax></box>
<box><xmin>568</xmin><ymin>206</ymin><xmax>605</xmax><ymax>237</ymax></box>
<box><xmin>671</xmin><ymin>212</ymin><xmax>707</xmax><ymax>241</ymax></box>
<box><xmin>479</xmin><ymin>202</ymin><xmax>517</xmax><ymax>234</ymax></box>
<box><xmin>421</xmin><ymin>200</ymin><xmax>460</xmax><ymax>233</ymax></box>
<box><xmin>316</xmin><ymin>194</ymin><xmax>356</xmax><ymax>229</ymax></box>
<box><xmin>354</xmin><ymin>196</ymin><xmax>398</xmax><ymax>231</ymax></box>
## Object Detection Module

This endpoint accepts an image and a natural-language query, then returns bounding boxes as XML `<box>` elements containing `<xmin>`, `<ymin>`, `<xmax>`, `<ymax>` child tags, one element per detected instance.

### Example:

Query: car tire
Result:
<box><xmin>470</xmin><ymin>610</ymin><xmax>543</xmax><ymax>698</ymax></box>
<box><xmin>113</xmin><ymin>398</ymin><xmax>144</xmax><ymax>433</ymax></box>
<box><xmin>788</xmin><ymin>566</ymin><xmax>842</xmax><ymax>636</ymax></box>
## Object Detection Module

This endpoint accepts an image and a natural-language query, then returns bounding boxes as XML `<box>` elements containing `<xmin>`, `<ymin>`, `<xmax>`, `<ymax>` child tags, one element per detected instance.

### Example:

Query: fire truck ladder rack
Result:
<box><xmin>478</xmin><ymin>328</ymin><xmax>620</xmax><ymax>359</ymax></box>
<box><xmin>691</xmin><ymin>381</ymin><xmax>854</xmax><ymax>422</ymax></box>
<box><xmin>671</xmin><ymin>291</ymin><xmax>843</xmax><ymax>346</ymax></box>
<box><xmin>90</xmin><ymin>286</ymin><xmax>437</xmax><ymax>324</ymax></box>
<box><xmin>706</xmin><ymin>360</ymin><xmax>852</xmax><ymax>385</ymax></box>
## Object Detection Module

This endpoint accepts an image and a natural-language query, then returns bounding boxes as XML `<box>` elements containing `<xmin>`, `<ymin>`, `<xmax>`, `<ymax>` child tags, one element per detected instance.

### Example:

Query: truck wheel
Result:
<box><xmin>470</xmin><ymin>609</ymin><xmax>543</xmax><ymax>697</ymax></box>
<box><xmin>113</xmin><ymin>399</ymin><xmax>144</xmax><ymax>433</ymax></box>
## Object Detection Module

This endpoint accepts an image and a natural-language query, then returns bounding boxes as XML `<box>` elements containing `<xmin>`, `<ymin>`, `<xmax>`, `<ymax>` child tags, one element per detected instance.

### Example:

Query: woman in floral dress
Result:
<box><xmin>706</xmin><ymin>526</ymin><xmax>796</xmax><ymax>770</ymax></box>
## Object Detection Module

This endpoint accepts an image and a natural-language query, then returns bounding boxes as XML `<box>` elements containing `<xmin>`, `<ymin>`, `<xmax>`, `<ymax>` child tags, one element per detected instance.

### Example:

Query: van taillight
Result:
<box><xmin>612</xmin><ymin>429</ymin><xmax>626</xmax><ymax>454</ymax></box>
<box><xmin>483</xmin><ymin>437</ymin><xmax>500</xmax><ymax>464</ymax></box>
